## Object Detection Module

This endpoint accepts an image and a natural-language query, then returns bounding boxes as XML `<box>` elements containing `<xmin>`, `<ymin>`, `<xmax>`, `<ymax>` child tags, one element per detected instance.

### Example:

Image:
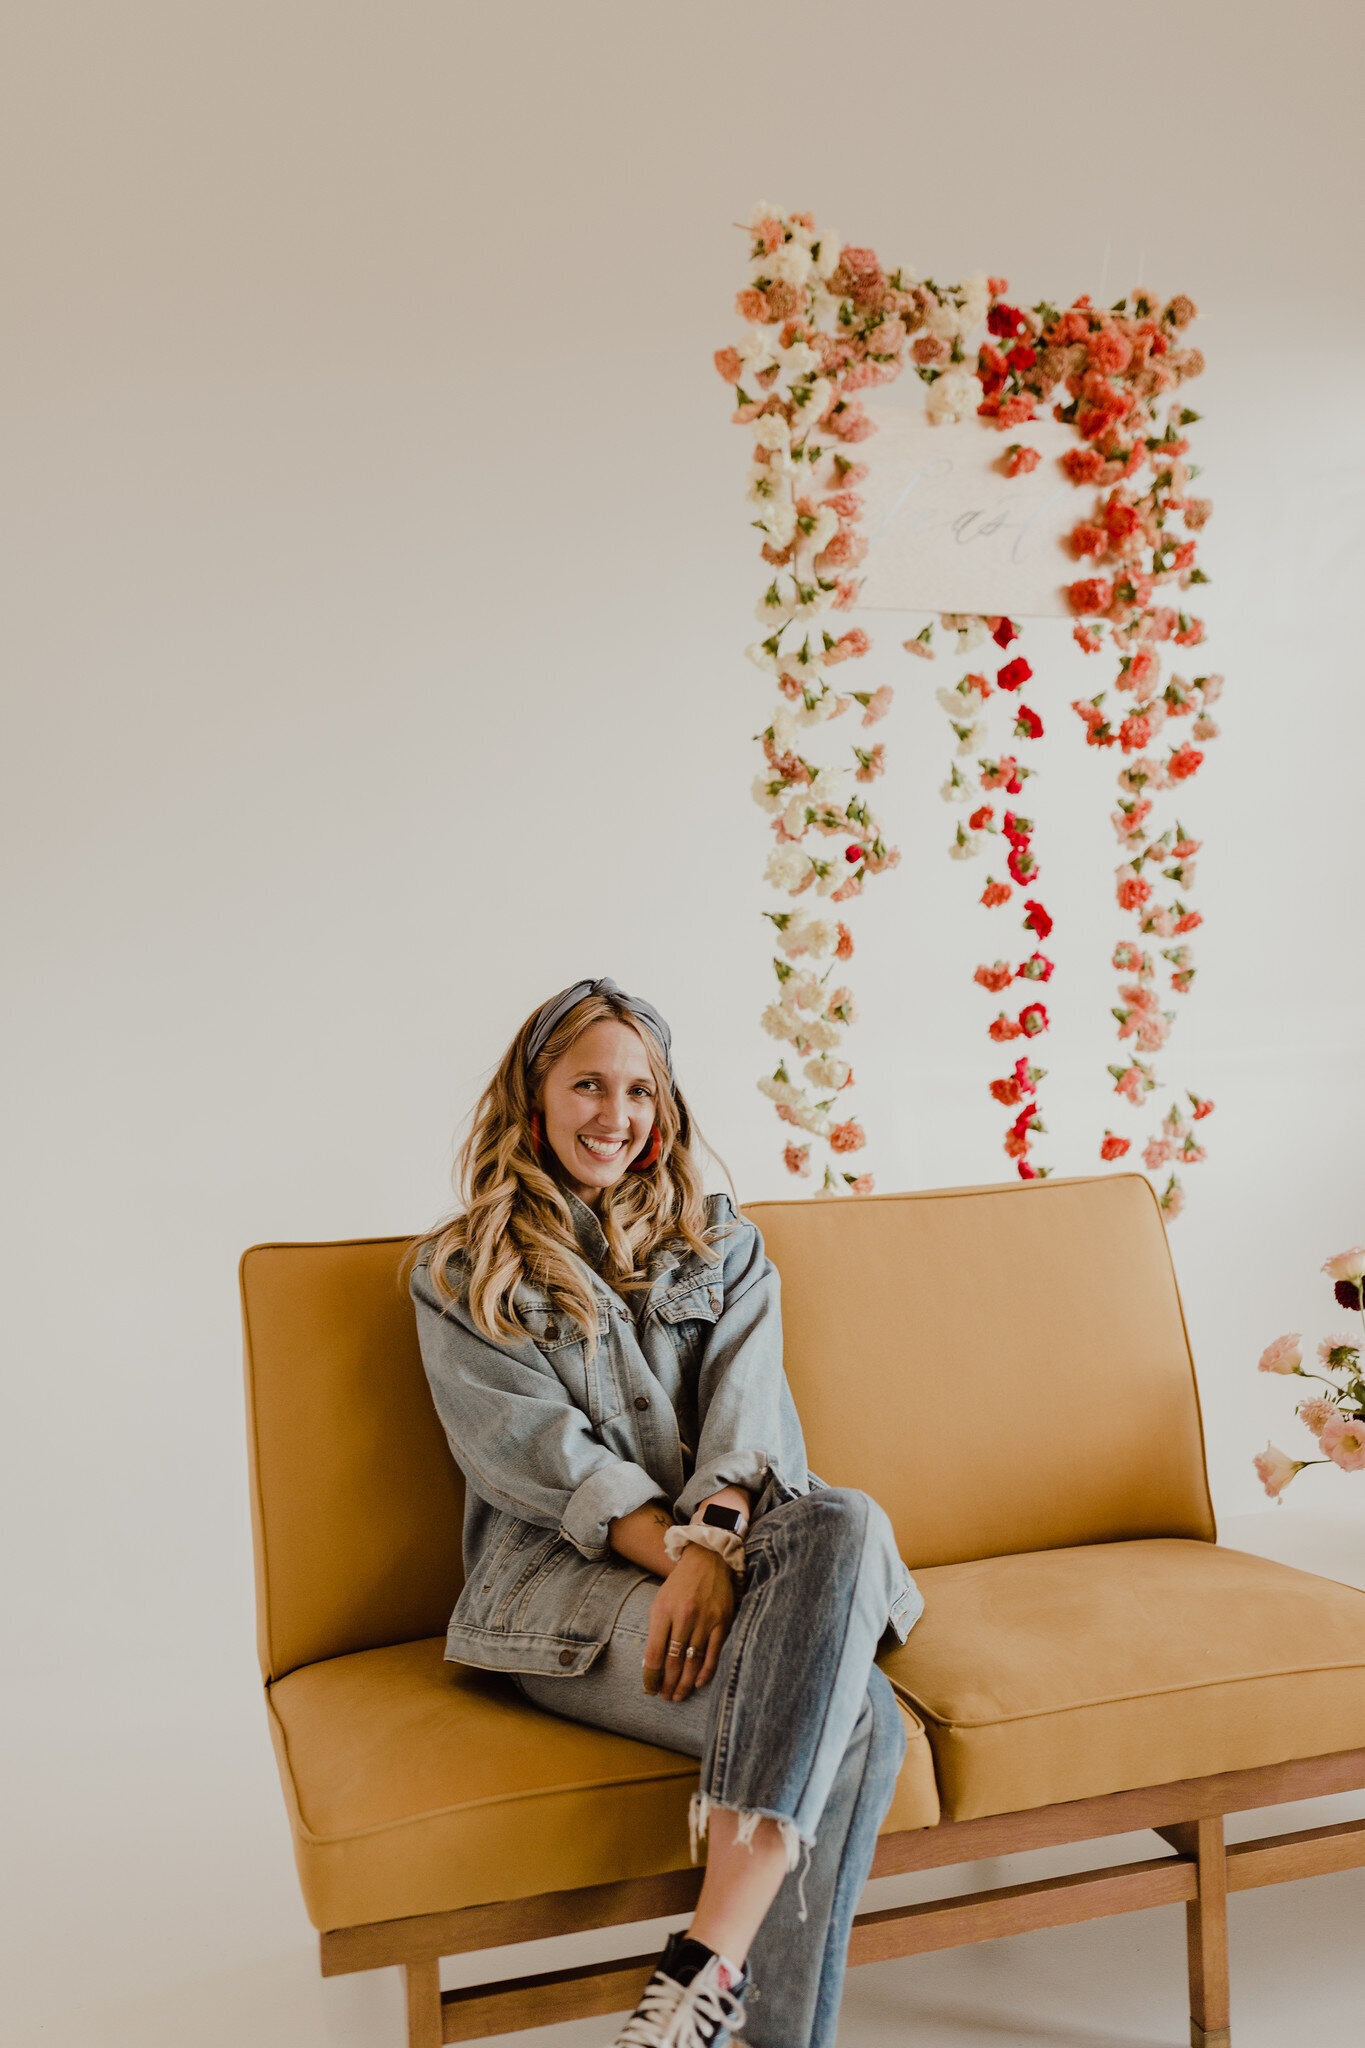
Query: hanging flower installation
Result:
<box><xmin>718</xmin><ymin>206</ymin><xmax>1218</xmax><ymax>1211</ymax></box>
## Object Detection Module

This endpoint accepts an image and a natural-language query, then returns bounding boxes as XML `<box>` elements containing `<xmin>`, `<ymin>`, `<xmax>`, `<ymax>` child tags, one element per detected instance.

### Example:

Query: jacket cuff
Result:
<box><xmin>676</xmin><ymin>1450</ymin><xmax>776</xmax><ymax>1524</ymax></box>
<box><xmin>560</xmin><ymin>1463</ymin><xmax>668</xmax><ymax>1560</ymax></box>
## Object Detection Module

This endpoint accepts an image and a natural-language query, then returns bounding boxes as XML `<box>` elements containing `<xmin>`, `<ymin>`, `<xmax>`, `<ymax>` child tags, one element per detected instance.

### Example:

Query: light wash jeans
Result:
<box><xmin>515</xmin><ymin>1487</ymin><xmax>912</xmax><ymax>2048</ymax></box>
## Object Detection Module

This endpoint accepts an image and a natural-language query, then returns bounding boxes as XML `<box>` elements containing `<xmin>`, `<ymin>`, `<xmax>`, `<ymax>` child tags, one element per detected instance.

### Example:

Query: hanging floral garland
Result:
<box><xmin>718</xmin><ymin>208</ymin><xmax>1217</xmax><ymax>1213</ymax></box>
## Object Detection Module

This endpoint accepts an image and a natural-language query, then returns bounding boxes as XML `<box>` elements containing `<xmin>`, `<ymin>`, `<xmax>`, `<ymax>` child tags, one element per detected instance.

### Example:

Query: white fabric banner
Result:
<box><xmin>855</xmin><ymin>401</ymin><xmax>1078</xmax><ymax>617</ymax></box>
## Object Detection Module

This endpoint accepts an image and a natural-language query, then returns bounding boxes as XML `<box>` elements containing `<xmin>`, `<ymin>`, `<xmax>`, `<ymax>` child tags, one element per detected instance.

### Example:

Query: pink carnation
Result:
<box><xmin>1143</xmin><ymin>1138</ymin><xmax>1172</xmax><ymax>1169</ymax></box>
<box><xmin>1297</xmin><ymin>1396</ymin><xmax>1340</xmax><ymax>1438</ymax></box>
<box><xmin>849</xmin><ymin>1174</ymin><xmax>875</xmax><ymax>1195</ymax></box>
<box><xmin>828</xmin><ymin>1119</ymin><xmax>866</xmax><ymax>1155</ymax></box>
<box><xmin>860</xmin><ymin>686</ymin><xmax>894</xmax><ymax>727</ymax></box>
<box><xmin>783</xmin><ymin>1142</ymin><xmax>811</xmax><ymax>1177</ymax></box>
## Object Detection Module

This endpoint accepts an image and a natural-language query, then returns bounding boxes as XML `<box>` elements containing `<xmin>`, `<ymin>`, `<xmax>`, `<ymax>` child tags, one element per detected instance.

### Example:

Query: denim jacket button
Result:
<box><xmin>634</xmin><ymin>1395</ymin><xmax>649</xmax><ymax>1411</ymax></box>
<box><xmin>558</xmin><ymin>1649</ymin><xmax>575</xmax><ymax>1666</ymax></box>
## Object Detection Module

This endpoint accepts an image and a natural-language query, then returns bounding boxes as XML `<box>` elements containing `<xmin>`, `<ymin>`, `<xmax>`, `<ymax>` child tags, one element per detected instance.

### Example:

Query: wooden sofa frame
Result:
<box><xmin>324</xmin><ymin>1743</ymin><xmax>1365</xmax><ymax>2048</ymax></box>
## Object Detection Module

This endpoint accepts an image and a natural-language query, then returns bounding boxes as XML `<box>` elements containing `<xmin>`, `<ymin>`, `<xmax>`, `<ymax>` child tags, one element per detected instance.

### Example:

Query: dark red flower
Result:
<box><xmin>1023</xmin><ymin>898</ymin><xmax>1053</xmax><ymax>939</ymax></box>
<box><xmin>1335</xmin><ymin>1279</ymin><xmax>1364</xmax><ymax>1311</ymax></box>
<box><xmin>987</xmin><ymin>303</ymin><xmax>1028</xmax><ymax>340</ymax></box>
<box><xmin>1014</xmin><ymin>704</ymin><xmax>1044</xmax><ymax>739</ymax></box>
<box><xmin>992</xmin><ymin>616</ymin><xmax>1018</xmax><ymax>649</ymax></box>
<box><xmin>997</xmin><ymin>656</ymin><xmax>1033</xmax><ymax>691</ymax></box>
<box><xmin>845</xmin><ymin>844</ymin><xmax>864</xmax><ymax>863</ymax></box>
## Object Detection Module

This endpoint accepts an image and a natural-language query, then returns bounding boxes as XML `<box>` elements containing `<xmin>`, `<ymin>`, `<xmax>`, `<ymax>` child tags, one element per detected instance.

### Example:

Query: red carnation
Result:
<box><xmin>981</xmin><ymin>878</ymin><xmax>1012</xmax><ymax>908</ymax></box>
<box><xmin>1014</xmin><ymin>704</ymin><xmax>1044</xmax><ymax>739</ymax></box>
<box><xmin>968</xmin><ymin>804</ymin><xmax>995</xmax><ymax>831</ymax></box>
<box><xmin>989</xmin><ymin>1013</ymin><xmax>1024</xmax><ymax>1042</ymax></box>
<box><xmin>1100</xmin><ymin>1132</ymin><xmax>1131</xmax><ymax>1161</ymax></box>
<box><xmin>997</xmin><ymin>656</ymin><xmax>1032</xmax><ymax>691</ymax></box>
<box><xmin>1116</xmin><ymin>873</ymin><xmax>1151</xmax><ymax>911</ymax></box>
<box><xmin>992</xmin><ymin>616</ymin><xmax>1018</xmax><ymax>649</ymax></box>
<box><xmin>974</xmin><ymin>961</ymin><xmax>1014</xmax><ymax>993</ymax></box>
<box><xmin>1023</xmin><ymin>898</ymin><xmax>1053</xmax><ymax>939</ymax></box>
<box><xmin>987</xmin><ymin>303</ymin><xmax>1028</xmax><ymax>340</ymax></box>
<box><xmin>1168</xmin><ymin>744</ymin><xmax>1204</xmax><ymax>782</ymax></box>
<box><xmin>990</xmin><ymin>1077</ymin><xmax>1024</xmax><ymax>1106</ymax></box>
<box><xmin>1018</xmin><ymin>1002</ymin><xmax>1049</xmax><ymax>1036</ymax></box>
<box><xmin>1017</xmin><ymin>1159</ymin><xmax>1039</xmax><ymax>1180</ymax></box>
<box><xmin>1007</xmin><ymin>844</ymin><xmax>1038</xmax><ymax>885</ymax></box>
<box><xmin>1018</xmin><ymin>951</ymin><xmax>1054</xmax><ymax>981</ymax></box>
<box><xmin>1062</xmin><ymin>447</ymin><xmax>1106</xmax><ymax>484</ymax></box>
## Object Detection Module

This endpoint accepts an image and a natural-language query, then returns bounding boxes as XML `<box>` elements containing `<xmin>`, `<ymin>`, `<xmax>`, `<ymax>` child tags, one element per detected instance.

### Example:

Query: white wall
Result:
<box><xmin>5</xmin><ymin>0</ymin><xmax>1364</xmax><ymax>1800</ymax></box>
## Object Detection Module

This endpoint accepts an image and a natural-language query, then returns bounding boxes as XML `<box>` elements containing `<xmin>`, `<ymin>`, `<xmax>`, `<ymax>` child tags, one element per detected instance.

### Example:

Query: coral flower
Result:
<box><xmin>1002</xmin><ymin>446</ymin><xmax>1040</xmax><ymax>478</ymax></box>
<box><xmin>1100</xmin><ymin>1132</ymin><xmax>1131</xmax><ymax>1160</ymax></box>
<box><xmin>859</xmin><ymin>685</ymin><xmax>894</xmax><ymax>727</ymax></box>
<box><xmin>974</xmin><ymin>961</ymin><xmax>1014</xmax><ymax>993</ymax></box>
<box><xmin>1067</xmin><ymin>577</ymin><xmax>1113</xmax><ymax>615</ymax></box>
<box><xmin>828</xmin><ymin>1119</ymin><xmax>866</xmax><ymax>1155</ymax></box>
<box><xmin>1168</xmin><ymin>744</ymin><xmax>1204</xmax><ymax>781</ymax></box>
<box><xmin>783</xmin><ymin>1143</ymin><xmax>811</xmax><ymax>1177</ymax></box>
<box><xmin>989</xmin><ymin>1014</ymin><xmax>1024</xmax><ymax>1042</ymax></box>
<box><xmin>990</xmin><ymin>1078</ymin><xmax>1023</xmax><ymax>1106</ymax></box>
<box><xmin>981</xmin><ymin>878</ymin><xmax>1012</xmax><ymax>908</ymax></box>
<box><xmin>835</xmin><ymin>922</ymin><xmax>854</xmax><ymax>960</ymax></box>
<box><xmin>1143</xmin><ymin>1138</ymin><xmax>1172</xmax><ymax>1169</ymax></box>
<box><xmin>849</xmin><ymin>1175</ymin><xmax>875</xmax><ymax>1195</ymax></box>
<box><xmin>1253</xmin><ymin>1443</ymin><xmax>1305</xmax><ymax>1501</ymax></box>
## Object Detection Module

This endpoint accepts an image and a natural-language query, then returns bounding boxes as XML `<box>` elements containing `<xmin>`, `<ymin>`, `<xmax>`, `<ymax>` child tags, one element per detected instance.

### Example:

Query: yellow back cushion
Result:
<box><xmin>743</xmin><ymin>1172</ymin><xmax>1214</xmax><ymax>1568</ymax></box>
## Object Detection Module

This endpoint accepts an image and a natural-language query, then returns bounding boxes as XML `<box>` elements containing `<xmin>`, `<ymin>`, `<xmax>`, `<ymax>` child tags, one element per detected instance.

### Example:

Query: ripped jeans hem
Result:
<box><xmin>689</xmin><ymin>1790</ymin><xmax>818</xmax><ymax>1924</ymax></box>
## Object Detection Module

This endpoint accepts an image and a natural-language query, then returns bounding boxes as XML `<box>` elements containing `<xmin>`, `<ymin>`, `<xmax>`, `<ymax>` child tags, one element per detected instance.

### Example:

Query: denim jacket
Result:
<box><xmin>410</xmin><ymin>1189</ymin><xmax>920</xmax><ymax>1677</ymax></box>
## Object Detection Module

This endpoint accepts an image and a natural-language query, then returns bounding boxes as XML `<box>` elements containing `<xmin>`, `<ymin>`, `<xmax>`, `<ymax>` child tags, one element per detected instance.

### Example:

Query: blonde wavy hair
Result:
<box><xmin>408</xmin><ymin>991</ymin><xmax>726</xmax><ymax>1352</ymax></box>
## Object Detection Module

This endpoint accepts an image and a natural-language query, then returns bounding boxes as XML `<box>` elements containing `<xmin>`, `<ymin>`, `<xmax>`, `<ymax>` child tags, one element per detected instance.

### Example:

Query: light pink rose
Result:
<box><xmin>1253</xmin><ymin>1443</ymin><xmax>1304</xmax><ymax>1500</ymax></box>
<box><xmin>1319</xmin><ymin>1416</ymin><xmax>1365</xmax><ymax>1472</ymax></box>
<box><xmin>1321</xmin><ymin>1246</ymin><xmax>1365</xmax><ymax>1282</ymax></box>
<box><xmin>1258</xmin><ymin>1333</ymin><xmax>1303</xmax><ymax>1376</ymax></box>
<box><xmin>1143</xmin><ymin>1138</ymin><xmax>1172</xmax><ymax>1169</ymax></box>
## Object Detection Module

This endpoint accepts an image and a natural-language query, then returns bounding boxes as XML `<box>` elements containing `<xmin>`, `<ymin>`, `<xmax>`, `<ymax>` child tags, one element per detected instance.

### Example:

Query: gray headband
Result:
<box><xmin>524</xmin><ymin>977</ymin><xmax>675</xmax><ymax>1091</ymax></box>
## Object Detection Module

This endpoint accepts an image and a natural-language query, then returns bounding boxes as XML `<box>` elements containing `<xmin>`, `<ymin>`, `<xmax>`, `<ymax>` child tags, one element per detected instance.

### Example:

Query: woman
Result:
<box><xmin>408</xmin><ymin>977</ymin><xmax>922</xmax><ymax>2048</ymax></box>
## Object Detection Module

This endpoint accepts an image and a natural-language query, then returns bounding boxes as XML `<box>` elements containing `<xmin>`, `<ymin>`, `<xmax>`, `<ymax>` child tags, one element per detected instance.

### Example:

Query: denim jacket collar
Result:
<box><xmin>562</xmin><ymin>1186</ymin><xmax>610</xmax><ymax>1271</ymax></box>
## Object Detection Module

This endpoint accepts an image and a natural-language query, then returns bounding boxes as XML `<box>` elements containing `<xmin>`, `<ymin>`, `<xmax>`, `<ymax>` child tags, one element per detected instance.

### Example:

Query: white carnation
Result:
<box><xmin>786</xmin><ymin>973</ymin><xmax>825</xmax><ymax>1011</ymax></box>
<box><xmin>796</xmin><ymin>1102</ymin><xmax>833</xmax><ymax>1138</ymax></box>
<box><xmin>745</xmin><ymin>463</ymin><xmax>781</xmax><ymax>506</ymax></box>
<box><xmin>948</xmin><ymin>833</ymin><xmax>981</xmax><ymax>861</ymax></box>
<box><xmin>781</xmin><ymin>793</ymin><xmax>811</xmax><ymax>839</ymax></box>
<box><xmin>804</xmin><ymin>504</ymin><xmax>839</xmax><ymax>555</ymax></box>
<box><xmin>777</xmin><ymin>339</ymin><xmax>819</xmax><ymax>382</ymax></box>
<box><xmin>795</xmin><ymin>689</ymin><xmax>840</xmax><ymax>726</ymax></box>
<box><xmin>764</xmin><ymin>845</ymin><xmax>808</xmax><ymax>891</ymax></box>
<box><xmin>760</xmin><ymin>1002</ymin><xmax>801</xmax><ymax>1043</ymax></box>
<box><xmin>765</xmin><ymin>240</ymin><xmax>813</xmax><ymax>288</ymax></box>
<box><xmin>804</xmin><ymin>1055</ymin><xmax>851</xmax><ymax>1091</ymax></box>
<box><xmin>737</xmin><ymin>326</ymin><xmax>779</xmax><ymax>375</ymax></box>
<box><xmin>936</xmin><ymin>686</ymin><xmax>967</xmax><ymax>716</ymax></box>
<box><xmin>752</xmin><ymin>774</ymin><xmax>785</xmax><ymax>816</ymax></box>
<box><xmin>800</xmin><ymin>1017</ymin><xmax>842</xmax><ymax>1055</ymax></box>
<box><xmin>746</xmin><ymin>640</ymin><xmax>782</xmax><ymax>674</ymax></box>
<box><xmin>751</xmin><ymin>412</ymin><xmax>791</xmax><ymax>452</ymax></box>
<box><xmin>958</xmin><ymin>272</ymin><xmax>991</xmax><ymax>332</ymax></box>
<box><xmin>926</xmin><ymin>367</ymin><xmax>984</xmax><ymax>426</ymax></box>
<box><xmin>956</xmin><ymin>720</ymin><xmax>986</xmax><ymax>755</ymax></box>
<box><xmin>770</xmin><ymin>705</ymin><xmax>800</xmax><ymax>749</ymax></box>
<box><xmin>808</xmin><ymin>765</ymin><xmax>848</xmax><ymax>803</ymax></box>
<box><xmin>756</xmin><ymin>498</ymin><xmax>797</xmax><ymax>547</ymax></box>
<box><xmin>782</xmin><ymin>913</ymin><xmax>837</xmax><ymax>959</ymax></box>
<box><xmin>757</xmin><ymin>1073</ymin><xmax>804</xmax><ymax>1107</ymax></box>
<box><xmin>790</xmin><ymin>376</ymin><xmax>832</xmax><ymax>430</ymax></box>
<box><xmin>940</xmin><ymin>775</ymin><xmax>971</xmax><ymax>803</ymax></box>
<box><xmin>812</xmin><ymin>232</ymin><xmax>839</xmax><ymax>279</ymax></box>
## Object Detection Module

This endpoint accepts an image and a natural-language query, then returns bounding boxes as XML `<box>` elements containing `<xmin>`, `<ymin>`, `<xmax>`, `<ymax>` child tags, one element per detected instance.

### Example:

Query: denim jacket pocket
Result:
<box><xmin>654</xmin><ymin>1274</ymin><xmax>723</xmax><ymax>1351</ymax></box>
<box><xmin>520</xmin><ymin>1302</ymin><xmax>620</xmax><ymax>1427</ymax></box>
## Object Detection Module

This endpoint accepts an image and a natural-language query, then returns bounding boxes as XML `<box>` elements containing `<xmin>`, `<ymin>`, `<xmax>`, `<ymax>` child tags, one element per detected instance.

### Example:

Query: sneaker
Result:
<box><xmin>611</xmin><ymin>1931</ymin><xmax>749</xmax><ymax>2048</ymax></box>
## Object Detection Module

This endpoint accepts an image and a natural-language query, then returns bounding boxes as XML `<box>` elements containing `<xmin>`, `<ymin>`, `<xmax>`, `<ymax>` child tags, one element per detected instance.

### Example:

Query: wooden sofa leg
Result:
<box><xmin>1159</xmin><ymin>1818</ymin><xmax>1230</xmax><ymax>2048</ymax></box>
<box><xmin>404</xmin><ymin>1957</ymin><xmax>442</xmax><ymax>2048</ymax></box>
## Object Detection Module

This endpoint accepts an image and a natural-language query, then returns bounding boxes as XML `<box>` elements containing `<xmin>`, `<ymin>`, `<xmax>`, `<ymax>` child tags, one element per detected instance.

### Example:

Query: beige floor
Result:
<box><xmin>5</xmin><ymin>1510</ymin><xmax>1363</xmax><ymax>2048</ymax></box>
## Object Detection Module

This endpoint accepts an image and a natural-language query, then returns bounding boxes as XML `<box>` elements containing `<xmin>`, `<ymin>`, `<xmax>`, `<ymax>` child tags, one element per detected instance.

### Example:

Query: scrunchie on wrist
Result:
<box><xmin>663</xmin><ymin>1522</ymin><xmax>746</xmax><ymax>1580</ymax></box>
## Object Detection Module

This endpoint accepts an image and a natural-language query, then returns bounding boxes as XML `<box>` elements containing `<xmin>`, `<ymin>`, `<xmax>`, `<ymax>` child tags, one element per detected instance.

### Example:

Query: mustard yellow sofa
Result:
<box><xmin>240</xmin><ymin>1172</ymin><xmax>1365</xmax><ymax>2048</ymax></box>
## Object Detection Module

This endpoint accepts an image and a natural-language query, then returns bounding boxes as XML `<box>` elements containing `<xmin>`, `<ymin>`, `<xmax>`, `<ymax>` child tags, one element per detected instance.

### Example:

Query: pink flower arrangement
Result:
<box><xmin>1253</xmin><ymin>1249</ymin><xmax>1365</xmax><ymax>1498</ymax></box>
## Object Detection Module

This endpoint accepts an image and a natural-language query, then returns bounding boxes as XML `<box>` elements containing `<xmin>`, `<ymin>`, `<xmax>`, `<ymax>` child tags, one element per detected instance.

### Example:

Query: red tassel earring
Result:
<box><xmin>628</xmin><ymin>1125</ymin><xmax>663</xmax><ymax>1173</ymax></box>
<box><xmin>529</xmin><ymin>1109</ymin><xmax>545</xmax><ymax>1155</ymax></box>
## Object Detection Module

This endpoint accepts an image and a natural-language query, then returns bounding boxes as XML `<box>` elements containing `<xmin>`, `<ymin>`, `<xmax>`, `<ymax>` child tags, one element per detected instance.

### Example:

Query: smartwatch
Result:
<box><xmin>701</xmin><ymin>1503</ymin><xmax>747</xmax><ymax>1536</ymax></box>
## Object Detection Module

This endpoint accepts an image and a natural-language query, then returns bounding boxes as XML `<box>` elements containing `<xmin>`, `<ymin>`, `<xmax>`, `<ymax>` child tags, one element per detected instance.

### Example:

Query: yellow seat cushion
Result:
<box><xmin>268</xmin><ymin>1638</ymin><xmax>941</xmax><ymax>1930</ymax></box>
<box><xmin>879</xmin><ymin>1538</ymin><xmax>1365</xmax><ymax>1822</ymax></box>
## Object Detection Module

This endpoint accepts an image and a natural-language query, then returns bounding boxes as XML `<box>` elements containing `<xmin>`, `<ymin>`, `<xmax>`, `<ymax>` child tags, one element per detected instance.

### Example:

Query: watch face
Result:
<box><xmin>701</xmin><ymin>1505</ymin><xmax>743</xmax><ymax>1532</ymax></box>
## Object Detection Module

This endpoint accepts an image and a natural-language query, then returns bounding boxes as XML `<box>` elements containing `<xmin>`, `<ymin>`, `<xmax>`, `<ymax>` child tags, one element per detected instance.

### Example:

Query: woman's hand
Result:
<box><xmin>642</xmin><ymin>1545</ymin><xmax>737</xmax><ymax>1703</ymax></box>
